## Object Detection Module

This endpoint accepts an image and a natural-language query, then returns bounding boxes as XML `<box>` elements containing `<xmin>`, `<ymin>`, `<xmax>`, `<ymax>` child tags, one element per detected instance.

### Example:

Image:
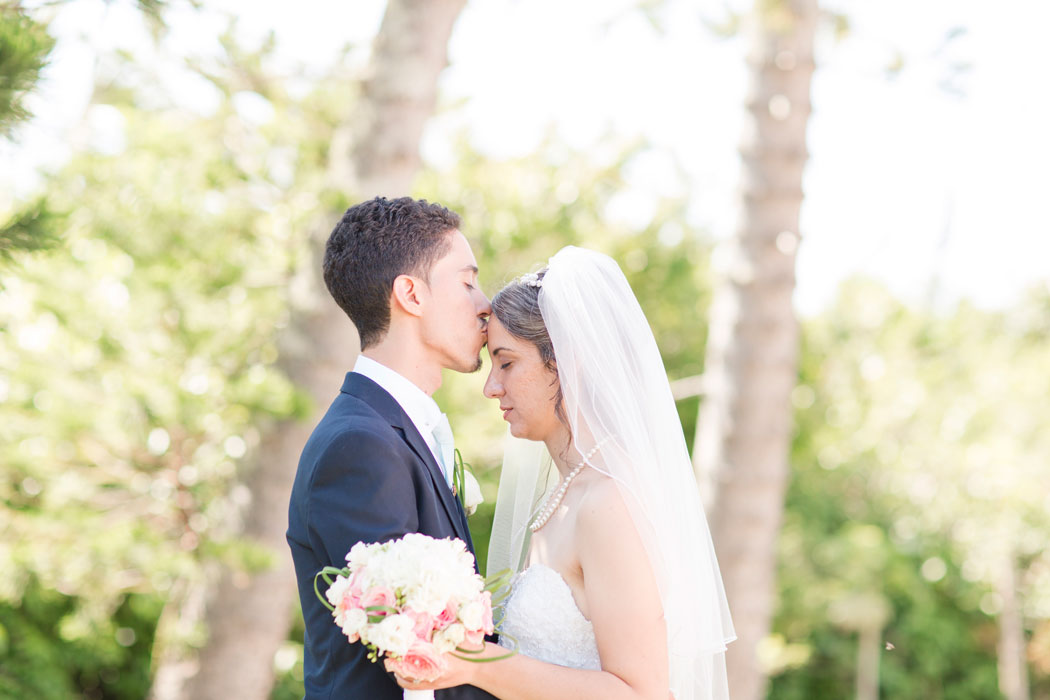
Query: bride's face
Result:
<box><xmin>483</xmin><ymin>316</ymin><xmax>563</xmax><ymax>442</ymax></box>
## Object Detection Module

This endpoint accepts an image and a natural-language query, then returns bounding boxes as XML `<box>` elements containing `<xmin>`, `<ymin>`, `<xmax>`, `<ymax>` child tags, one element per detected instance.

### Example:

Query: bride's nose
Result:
<box><xmin>483</xmin><ymin>371</ymin><xmax>502</xmax><ymax>399</ymax></box>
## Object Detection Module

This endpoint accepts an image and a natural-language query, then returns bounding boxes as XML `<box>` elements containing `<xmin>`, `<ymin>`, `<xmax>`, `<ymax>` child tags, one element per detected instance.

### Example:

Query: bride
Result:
<box><xmin>390</xmin><ymin>246</ymin><xmax>735</xmax><ymax>700</ymax></box>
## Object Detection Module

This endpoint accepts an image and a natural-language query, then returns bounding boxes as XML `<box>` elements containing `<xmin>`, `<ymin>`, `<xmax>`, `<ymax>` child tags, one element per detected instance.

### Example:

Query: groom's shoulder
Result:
<box><xmin>309</xmin><ymin>391</ymin><xmax>399</xmax><ymax>451</ymax></box>
<box><xmin>294</xmin><ymin>399</ymin><xmax>411</xmax><ymax>497</ymax></box>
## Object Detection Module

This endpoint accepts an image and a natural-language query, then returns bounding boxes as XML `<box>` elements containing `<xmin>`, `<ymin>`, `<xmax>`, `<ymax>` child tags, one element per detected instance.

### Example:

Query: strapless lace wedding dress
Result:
<box><xmin>498</xmin><ymin>563</ymin><xmax>601</xmax><ymax>670</ymax></box>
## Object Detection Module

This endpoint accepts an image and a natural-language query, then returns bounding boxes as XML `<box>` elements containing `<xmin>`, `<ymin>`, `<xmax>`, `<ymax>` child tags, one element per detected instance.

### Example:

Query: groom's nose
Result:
<box><xmin>476</xmin><ymin>293</ymin><xmax>492</xmax><ymax>322</ymax></box>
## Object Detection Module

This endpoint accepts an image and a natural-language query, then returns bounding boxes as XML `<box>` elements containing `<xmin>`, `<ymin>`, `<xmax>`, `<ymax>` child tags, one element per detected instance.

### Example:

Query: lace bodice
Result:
<box><xmin>497</xmin><ymin>563</ymin><xmax>601</xmax><ymax>670</ymax></box>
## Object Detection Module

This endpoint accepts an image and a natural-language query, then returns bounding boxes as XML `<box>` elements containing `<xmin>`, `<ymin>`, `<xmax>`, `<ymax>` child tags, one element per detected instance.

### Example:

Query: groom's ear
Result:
<box><xmin>390</xmin><ymin>274</ymin><xmax>427</xmax><ymax>318</ymax></box>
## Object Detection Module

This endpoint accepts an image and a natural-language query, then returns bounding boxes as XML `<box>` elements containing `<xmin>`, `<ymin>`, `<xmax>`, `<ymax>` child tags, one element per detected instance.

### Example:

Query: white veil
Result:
<box><xmin>487</xmin><ymin>246</ymin><xmax>735</xmax><ymax>700</ymax></box>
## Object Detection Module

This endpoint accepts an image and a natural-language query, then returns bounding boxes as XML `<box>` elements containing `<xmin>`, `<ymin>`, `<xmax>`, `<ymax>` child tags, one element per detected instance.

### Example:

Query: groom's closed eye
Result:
<box><xmin>461</xmin><ymin>265</ymin><xmax>480</xmax><ymax>288</ymax></box>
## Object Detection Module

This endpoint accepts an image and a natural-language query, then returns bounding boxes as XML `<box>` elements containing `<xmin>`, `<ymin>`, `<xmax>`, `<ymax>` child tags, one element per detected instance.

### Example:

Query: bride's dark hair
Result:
<box><xmin>490</xmin><ymin>269</ymin><xmax>566</xmax><ymax>427</ymax></box>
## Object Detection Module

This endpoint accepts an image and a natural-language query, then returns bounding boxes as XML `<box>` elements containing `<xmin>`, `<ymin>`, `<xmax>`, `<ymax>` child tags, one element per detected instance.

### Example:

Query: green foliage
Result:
<box><xmin>0</xmin><ymin>6</ymin><xmax>55</xmax><ymax>137</ymax></box>
<box><xmin>0</xmin><ymin>8</ymin><xmax>62</xmax><ymax>266</ymax></box>
<box><xmin>0</xmin><ymin>579</ymin><xmax>160</xmax><ymax>699</ymax></box>
<box><xmin>0</xmin><ymin>196</ymin><xmax>63</xmax><ymax>268</ymax></box>
<box><xmin>768</xmin><ymin>279</ymin><xmax>1050</xmax><ymax>697</ymax></box>
<box><xmin>0</xmin><ymin>38</ymin><xmax>329</xmax><ymax>696</ymax></box>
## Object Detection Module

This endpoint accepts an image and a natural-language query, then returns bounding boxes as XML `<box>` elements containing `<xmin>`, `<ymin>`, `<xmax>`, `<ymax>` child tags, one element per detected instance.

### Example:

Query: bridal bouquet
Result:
<box><xmin>316</xmin><ymin>533</ymin><xmax>508</xmax><ymax>699</ymax></box>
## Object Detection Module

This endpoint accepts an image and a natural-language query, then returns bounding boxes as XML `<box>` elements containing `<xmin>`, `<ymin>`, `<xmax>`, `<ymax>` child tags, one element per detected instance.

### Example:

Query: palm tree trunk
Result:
<box><xmin>149</xmin><ymin>2</ymin><xmax>467</xmax><ymax>698</ymax></box>
<box><xmin>997</xmin><ymin>552</ymin><xmax>1030</xmax><ymax>700</ymax></box>
<box><xmin>691</xmin><ymin>1</ymin><xmax>817</xmax><ymax>699</ymax></box>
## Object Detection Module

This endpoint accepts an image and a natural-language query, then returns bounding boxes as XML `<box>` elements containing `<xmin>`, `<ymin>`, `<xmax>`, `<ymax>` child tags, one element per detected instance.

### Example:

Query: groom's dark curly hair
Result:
<box><xmin>323</xmin><ymin>196</ymin><xmax>461</xmax><ymax>349</ymax></box>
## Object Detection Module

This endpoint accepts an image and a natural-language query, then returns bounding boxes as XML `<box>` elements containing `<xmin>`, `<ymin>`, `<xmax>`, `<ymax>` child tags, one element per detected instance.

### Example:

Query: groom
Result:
<box><xmin>287</xmin><ymin>197</ymin><xmax>495</xmax><ymax>699</ymax></box>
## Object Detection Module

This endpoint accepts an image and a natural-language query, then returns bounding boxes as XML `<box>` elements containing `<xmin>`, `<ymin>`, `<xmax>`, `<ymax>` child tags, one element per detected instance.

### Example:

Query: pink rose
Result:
<box><xmin>339</xmin><ymin>573</ymin><xmax>364</xmax><ymax>611</ymax></box>
<box><xmin>386</xmin><ymin>639</ymin><xmax>448</xmax><ymax>683</ymax></box>
<box><xmin>463</xmin><ymin>628</ymin><xmax>485</xmax><ymax>648</ymax></box>
<box><xmin>360</xmin><ymin>586</ymin><xmax>396</xmax><ymax>615</ymax></box>
<box><xmin>479</xmin><ymin>591</ymin><xmax>494</xmax><ymax>635</ymax></box>
<box><xmin>436</xmin><ymin>600</ymin><xmax>458</xmax><ymax>629</ymax></box>
<box><xmin>406</xmin><ymin>609</ymin><xmax>437</xmax><ymax>640</ymax></box>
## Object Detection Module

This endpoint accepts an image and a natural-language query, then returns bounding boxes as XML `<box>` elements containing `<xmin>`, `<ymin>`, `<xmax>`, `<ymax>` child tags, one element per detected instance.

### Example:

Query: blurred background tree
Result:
<box><xmin>0</xmin><ymin>5</ymin><xmax>54</xmax><ymax>139</ymax></box>
<box><xmin>0</xmin><ymin>5</ymin><xmax>59</xmax><ymax>263</ymax></box>
<box><xmin>691</xmin><ymin>0</ymin><xmax>817</xmax><ymax>696</ymax></box>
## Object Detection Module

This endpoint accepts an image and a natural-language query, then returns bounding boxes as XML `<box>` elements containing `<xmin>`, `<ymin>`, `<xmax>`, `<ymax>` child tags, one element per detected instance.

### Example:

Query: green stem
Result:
<box><xmin>312</xmin><ymin>566</ymin><xmax>351</xmax><ymax>612</ymax></box>
<box><xmin>452</xmin><ymin>634</ymin><xmax>518</xmax><ymax>662</ymax></box>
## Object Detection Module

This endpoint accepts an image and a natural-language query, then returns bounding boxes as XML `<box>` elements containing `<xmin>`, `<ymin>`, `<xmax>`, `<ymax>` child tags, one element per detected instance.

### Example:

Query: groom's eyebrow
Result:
<box><xmin>461</xmin><ymin>265</ymin><xmax>479</xmax><ymax>275</ymax></box>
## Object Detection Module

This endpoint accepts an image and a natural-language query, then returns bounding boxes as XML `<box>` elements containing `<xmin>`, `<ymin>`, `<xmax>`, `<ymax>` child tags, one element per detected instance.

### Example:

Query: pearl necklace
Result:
<box><xmin>529</xmin><ymin>441</ymin><xmax>605</xmax><ymax>533</ymax></box>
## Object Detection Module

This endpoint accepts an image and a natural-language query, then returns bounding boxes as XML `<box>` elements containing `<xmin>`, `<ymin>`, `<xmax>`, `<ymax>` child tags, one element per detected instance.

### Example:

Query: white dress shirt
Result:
<box><xmin>352</xmin><ymin>355</ymin><xmax>453</xmax><ymax>486</ymax></box>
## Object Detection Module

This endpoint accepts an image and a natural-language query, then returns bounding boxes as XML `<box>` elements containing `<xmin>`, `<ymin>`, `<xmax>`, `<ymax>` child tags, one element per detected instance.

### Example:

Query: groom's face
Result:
<box><xmin>419</xmin><ymin>231</ymin><xmax>491</xmax><ymax>373</ymax></box>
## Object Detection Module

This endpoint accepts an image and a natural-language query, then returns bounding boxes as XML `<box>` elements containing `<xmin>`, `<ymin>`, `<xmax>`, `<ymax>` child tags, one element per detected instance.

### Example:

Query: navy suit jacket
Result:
<box><xmin>288</xmin><ymin>372</ymin><xmax>496</xmax><ymax>700</ymax></box>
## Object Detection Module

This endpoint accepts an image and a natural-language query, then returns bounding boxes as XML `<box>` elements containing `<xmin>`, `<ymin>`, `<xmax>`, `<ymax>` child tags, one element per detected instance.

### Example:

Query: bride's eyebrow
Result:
<box><xmin>490</xmin><ymin>347</ymin><xmax>513</xmax><ymax>356</ymax></box>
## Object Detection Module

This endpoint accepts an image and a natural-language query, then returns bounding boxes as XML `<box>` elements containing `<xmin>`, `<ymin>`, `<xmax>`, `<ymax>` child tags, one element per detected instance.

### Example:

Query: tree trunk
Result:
<box><xmin>997</xmin><ymin>553</ymin><xmax>1030</xmax><ymax>700</ymax></box>
<box><xmin>691</xmin><ymin>1</ymin><xmax>817</xmax><ymax>699</ymax></box>
<box><xmin>149</xmin><ymin>2</ymin><xmax>467</xmax><ymax>698</ymax></box>
<box><xmin>856</xmin><ymin>625</ymin><xmax>881</xmax><ymax>700</ymax></box>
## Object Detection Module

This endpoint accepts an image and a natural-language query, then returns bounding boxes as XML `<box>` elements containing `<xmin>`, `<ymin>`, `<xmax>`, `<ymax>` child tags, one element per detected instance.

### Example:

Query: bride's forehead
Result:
<box><xmin>486</xmin><ymin>316</ymin><xmax>510</xmax><ymax>339</ymax></box>
<box><xmin>488</xmin><ymin>321</ymin><xmax>537</xmax><ymax>355</ymax></box>
<box><xmin>487</xmin><ymin>323</ymin><xmax>516</xmax><ymax>349</ymax></box>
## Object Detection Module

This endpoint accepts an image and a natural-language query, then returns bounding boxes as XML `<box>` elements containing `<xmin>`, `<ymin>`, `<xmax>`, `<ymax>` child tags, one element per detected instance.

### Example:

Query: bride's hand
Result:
<box><xmin>385</xmin><ymin>641</ymin><xmax>500</xmax><ymax>691</ymax></box>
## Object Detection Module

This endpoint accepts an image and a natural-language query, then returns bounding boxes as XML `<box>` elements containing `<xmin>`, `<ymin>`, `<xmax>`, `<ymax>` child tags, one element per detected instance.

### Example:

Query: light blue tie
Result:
<box><xmin>431</xmin><ymin>414</ymin><xmax>455</xmax><ymax>487</ymax></box>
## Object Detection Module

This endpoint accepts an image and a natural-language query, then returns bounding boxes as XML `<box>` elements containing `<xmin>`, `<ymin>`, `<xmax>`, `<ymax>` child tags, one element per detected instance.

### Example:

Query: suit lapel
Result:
<box><xmin>342</xmin><ymin>373</ymin><xmax>472</xmax><ymax>545</ymax></box>
<box><xmin>399</xmin><ymin>420</ymin><xmax>473</xmax><ymax>546</ymax></box>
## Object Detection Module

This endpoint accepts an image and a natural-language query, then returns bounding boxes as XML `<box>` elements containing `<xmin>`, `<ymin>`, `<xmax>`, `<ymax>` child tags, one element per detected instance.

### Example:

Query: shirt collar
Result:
<box><xmin>352</xmin><ymin>355</ymin><xmax>443</xmax><ymax>442</ymax></box>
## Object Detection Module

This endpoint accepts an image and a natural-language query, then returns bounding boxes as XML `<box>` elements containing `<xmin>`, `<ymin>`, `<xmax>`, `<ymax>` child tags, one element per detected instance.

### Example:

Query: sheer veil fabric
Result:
<box><xmin>487</xmin><ymin>246</ymin><xmax>735</xmax><ymax>700</ymax></box>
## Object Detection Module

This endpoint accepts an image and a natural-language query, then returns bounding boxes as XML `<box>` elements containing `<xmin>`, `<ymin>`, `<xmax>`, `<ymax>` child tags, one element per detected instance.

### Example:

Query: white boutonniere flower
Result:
<box><xmin>462</xmin><ymin>470</ymin><xmax>484</xmax><ymax>516</ymax></box>
<box><xmin>453</xmin><ymin>449</ymin><xmax>485</xmax><ymax>516</ymax></box>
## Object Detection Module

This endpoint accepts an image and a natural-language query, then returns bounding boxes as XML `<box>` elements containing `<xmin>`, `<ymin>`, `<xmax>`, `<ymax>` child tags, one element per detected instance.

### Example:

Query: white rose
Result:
<box><xmin>454</xmin><ymin>570</ymin><xmax>484</xmax><ymax>602</ymax></box>
<box><xmin>432</xmin><ymin>636</ymin><xmax>455</xmax><ymax>655</ymax></box>
<box><xmin>325</xmin><ymin>575</ymin><xmax>352</xmax><ymax>609</ymax></box>
<box><xmin>346</xmin><ymin>540</ymin><xmax>378</xmax><ymax>568</ymax></box>
<box><xmin>458</xmin><ymin>601</ymin><xmax>484</xmax><ymax>631</ymax></box>
<box><xmin>443</xmin><ymin>623</ymin><xmax>466</xmax><ymax>646</ymax></box>
<box><xmin>462</xmin><ymin>472</ymin><xmax>484</xmax><ymax>516</ymax></box>
<box><xmin>433</xmin><ymin>622</ymin><xmax>465</xmax><ymax>654</ymax></box>
<box><xmin>367</xmin><ymin>614</ymin><xmax>415</xmax><ymax>657</ymax></box>
<box><xmin>339</xmin><ymin>607</ymin><xmax>368</xmax><ymax>639</ymax></box>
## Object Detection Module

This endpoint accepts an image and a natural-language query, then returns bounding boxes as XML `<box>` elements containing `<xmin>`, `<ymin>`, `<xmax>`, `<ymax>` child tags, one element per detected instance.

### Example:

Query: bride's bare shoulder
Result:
<box><xmin>573</xmin><ymin>475</ymin><xmax>650</xmax><ymax>577</ymax></box>
<box><xmin>574</xmin><ymin>475</ymin><xmax>633</xmax><ymax>539</ymax></box>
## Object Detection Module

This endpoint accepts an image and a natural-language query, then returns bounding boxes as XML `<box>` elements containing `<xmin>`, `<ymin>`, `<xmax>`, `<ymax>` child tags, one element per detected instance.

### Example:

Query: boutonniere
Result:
<box><xmin>452</xmin><ymin>448</ymin><xmax>484</xmax><ymax>516</ymax></box>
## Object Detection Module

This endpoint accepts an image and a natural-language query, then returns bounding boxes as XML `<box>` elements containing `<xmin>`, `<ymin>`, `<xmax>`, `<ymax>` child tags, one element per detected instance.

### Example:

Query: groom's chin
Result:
<box><xmin>447</xmin><ymin>353</ymin><xmax>483</xmax><ymax>374</ymax></box>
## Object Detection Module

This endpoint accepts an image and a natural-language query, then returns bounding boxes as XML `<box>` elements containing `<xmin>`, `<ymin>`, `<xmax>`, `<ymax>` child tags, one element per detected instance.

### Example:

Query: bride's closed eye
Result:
<box><xmin>500</xmin><ymin>362</ymin><xmax>512</xmax><ymax>370</ymax></box>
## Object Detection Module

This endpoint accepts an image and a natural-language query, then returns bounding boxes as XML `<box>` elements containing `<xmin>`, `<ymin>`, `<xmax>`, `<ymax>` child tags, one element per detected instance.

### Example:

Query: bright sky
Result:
<box><xmin>5</xmin><ymin>0</ymin><xmax>1049</xmax><ymax>315</ymax></box>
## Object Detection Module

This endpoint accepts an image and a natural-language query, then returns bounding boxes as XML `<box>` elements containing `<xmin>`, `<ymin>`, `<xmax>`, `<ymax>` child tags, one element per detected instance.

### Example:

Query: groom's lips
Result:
<box><xmin>500</xmin><ymin>407</ymin><xmax>512</xmax><ymax>420</ymax></box>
